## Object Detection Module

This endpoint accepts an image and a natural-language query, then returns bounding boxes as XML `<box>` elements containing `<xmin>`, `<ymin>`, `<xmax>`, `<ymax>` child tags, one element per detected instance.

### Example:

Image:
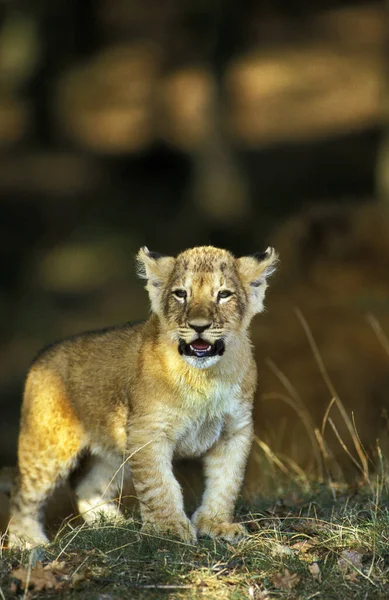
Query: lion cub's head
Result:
<box><xmin>137</xmin><ymin>245</ymin><xmax>278</xmax><ymax>369</ymax></box>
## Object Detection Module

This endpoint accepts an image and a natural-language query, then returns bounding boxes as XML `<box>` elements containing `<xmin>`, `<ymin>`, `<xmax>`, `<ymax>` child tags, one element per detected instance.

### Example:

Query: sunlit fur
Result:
<box><xmin>9</xmin><ymin>245</ymin><xmax>277</xmax><ymax>548</ymax></box>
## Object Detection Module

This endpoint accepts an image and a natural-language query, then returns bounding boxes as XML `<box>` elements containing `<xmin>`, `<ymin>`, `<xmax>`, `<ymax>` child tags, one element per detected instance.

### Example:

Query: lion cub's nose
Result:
<box><xmin>188</xmin><ymin>320</ymin><xmax>212</xmax><ymax>334</ymax></box>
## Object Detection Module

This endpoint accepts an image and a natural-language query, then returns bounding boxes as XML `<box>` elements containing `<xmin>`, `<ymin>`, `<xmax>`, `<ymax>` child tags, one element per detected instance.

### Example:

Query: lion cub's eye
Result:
<box><xmin>173</xmin><ymin>289</ymin><xmax>187</xmax><ymax>300</ymax></box>
<box><xmin>217</xmin><ymin>290</ymin><xmax>233</xmax><ymax>301</ymax></box>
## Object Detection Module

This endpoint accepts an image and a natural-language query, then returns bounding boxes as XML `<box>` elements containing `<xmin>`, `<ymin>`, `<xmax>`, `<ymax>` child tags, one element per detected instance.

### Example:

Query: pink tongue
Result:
<box><xmin>191</xmin><ymin>339</ymin><xmax>211</xmax><ymax>350</ymax></box>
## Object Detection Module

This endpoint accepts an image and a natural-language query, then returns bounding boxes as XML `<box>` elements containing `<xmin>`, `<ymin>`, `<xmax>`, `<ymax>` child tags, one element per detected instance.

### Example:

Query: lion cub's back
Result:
<box><xmin>21</xmin><ymin>322</ymin><xmax>145</xmax><ymax>449</ymax></box>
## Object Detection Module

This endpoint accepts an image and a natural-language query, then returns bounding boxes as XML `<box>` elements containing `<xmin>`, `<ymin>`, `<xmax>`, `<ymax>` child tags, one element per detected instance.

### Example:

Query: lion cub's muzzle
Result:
<box><xmin>178</xmin><ymin>338</ymin><xmax>225</xmax><ymax>359</ymax></box>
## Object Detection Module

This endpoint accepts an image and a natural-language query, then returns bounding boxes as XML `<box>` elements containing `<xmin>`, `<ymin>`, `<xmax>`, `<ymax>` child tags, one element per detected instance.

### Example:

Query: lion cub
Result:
<box><xmin>9</xmin><ymin>245</ymin><xmax>277</xmax><ymax>548</ymax></box>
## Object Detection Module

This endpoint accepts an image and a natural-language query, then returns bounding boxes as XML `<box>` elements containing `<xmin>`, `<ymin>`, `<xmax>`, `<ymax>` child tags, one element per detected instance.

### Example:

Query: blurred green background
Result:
<box><xmin>0</xmin><ymin>0</ymin><xmax>388</xmax><ymax>485</ymax></box>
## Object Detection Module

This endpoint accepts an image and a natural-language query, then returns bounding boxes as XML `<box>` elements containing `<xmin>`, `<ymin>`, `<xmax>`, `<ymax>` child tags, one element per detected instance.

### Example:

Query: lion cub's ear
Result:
<box><xmin>237</xmin><ymin>247</ymin><xmax>278</xmax><ymax>315</ymax></box>
<box><xmin>137</xmin><ymin>247</ymin><xmax>175</xmax><ymax>313</ymax></box>
<box><xmin>237</xmin><ymin>247</ymin><xmax>278</xmax><ymax>285</ymax></box>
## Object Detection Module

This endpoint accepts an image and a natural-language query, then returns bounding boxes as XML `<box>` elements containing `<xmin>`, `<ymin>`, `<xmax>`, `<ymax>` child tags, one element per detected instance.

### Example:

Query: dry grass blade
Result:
<box><xmin>294</xmin><ymin>307</ymin><xmax>369</xmax><ymax>484</ymax></box>
<box><xmin>265</xmin><ymin>358</ymin><xmax>323</xmax><ymax>479</ymax></box>
<box><xmin>351</xmin><ymin>412</ymin><xmax>372</xmax><ymax>468</ymax></box>
<box><xmin>254</xmin><ymin>437</ymin><xmax>293</xmax><ymax>478</ymax></box>
<box><xmin>102</xmin><ymin>435</ymin><xmax>161</xmax><ymax>499</ymax></box>
<box><xmin>327</xmin><ymin>418</ymin><xmax>366</xmax><ymax>476</ymax></box>
<box><xmin>321</xmin><ymin>397</ymin><xmax>336</xmax><ymax>438</ymax></box>
<box><xmin>279</xmin><ymin>453</ymin><xmax>310</xmax><ymax>484</ymax></box>
<box><xmin>294</xmin><ymin>308</ymin><xmax>337</xmax><ymax>399</ymax></box>
<box><xmin>314</xmin><ymin>427</ymin><xmax>343</xmax><ymax>495</ymax></box>
<box><xmin>367</xmin><ymin>313</ymin><xmax>389</xmax><ymax>359</ymax></box>
<box><xmin>261</xmin><ymin>391</ymin><xmax>322</xmax><ymax>476</ymax></box>
<box><xmin>55</xmin><ymin>520</ymin><xmax>89</xmax><ymax>561</ymax></box>
<box><xmin>22</xmin><ymin>551</ymin><xmax>34</xmax><ymax>600</ymax></box>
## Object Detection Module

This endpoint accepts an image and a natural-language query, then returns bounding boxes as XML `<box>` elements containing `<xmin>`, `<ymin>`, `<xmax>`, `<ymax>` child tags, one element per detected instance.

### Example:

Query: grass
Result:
<box><xmin>2</xmin><ymin>482</ymin><xmax>389</xmax><ymax>599</ymax></box>
<box><xmin>2</xmin><ymin>310</ymin><xmax>389</xmax><ymax>598</ymax></box>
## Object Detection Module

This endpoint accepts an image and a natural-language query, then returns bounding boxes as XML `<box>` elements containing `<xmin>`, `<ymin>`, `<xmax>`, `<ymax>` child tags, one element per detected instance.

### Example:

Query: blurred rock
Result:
<box><xmin>226</xmin><ymin>45</ymin><xmax>382</xmax><ymax>146</ymax></box>
<box><xmin>226</xmin><ymin>3</ymin><xmax>385</xmax><ymax>147</ymax></box>
<box><xmin>0</xmin><ymin>96</ymin><xmax>29</xmax><ymax>147</ymax></box>
<box><xmin>159</xmin><ymin>68</ymin><xmax>216</xmax><ymax>151</ymax></box>
<box><xmin>52</xmin><ymin>4</ymin><xmax>385</xmax><ymax>155</ymax></box>
<box><xmin>38</xmin><ymin>240</ymin><xmax>129</xmax><ymax>294</ymax></box>
<box><xmin>56</xmin><ymin>43</ymin><xmax>160</xmax><ymax>153</ymax></box>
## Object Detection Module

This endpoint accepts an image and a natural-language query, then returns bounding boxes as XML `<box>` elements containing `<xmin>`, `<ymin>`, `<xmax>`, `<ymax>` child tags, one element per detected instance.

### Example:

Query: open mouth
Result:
<box><xmin>178</xmin><ymin>338</ymin><xmax>225</xmax><ymax>359</ymax></box>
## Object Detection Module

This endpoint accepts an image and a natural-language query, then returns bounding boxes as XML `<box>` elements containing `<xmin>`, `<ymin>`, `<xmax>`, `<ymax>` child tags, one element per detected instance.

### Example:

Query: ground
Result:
<box><xmin>2</xmin><ymin>479</ymin><xmax>389</xmax><ymax>600</ymax></box>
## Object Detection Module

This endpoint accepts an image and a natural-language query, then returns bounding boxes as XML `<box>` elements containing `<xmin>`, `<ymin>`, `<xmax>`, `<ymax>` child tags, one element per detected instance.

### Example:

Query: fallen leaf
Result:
<box><xmin>48</xmin><ymin>560</ymin><xmax>68</xmax><ymax>573</ymax></box>
<box><xmin>308</xmin><ymin>562</ymin><xmax>322</xmax><ymax>583</ymax></box>
<box><xmin>290</xmin><ymin>519</ymin><xmax>328</xmax><ymax>535</ymax></box>
<box><xmin>8</xmin><ymin>581</ymin><xmax>19</xmax><ymax>595</ymax></box>
<box><xmin>346</xmin><ymin>570</ymin><xmax>359</xmax><ymax>583</ymax></box>
<box><xmin>291</xmin><ymin>540</ymin><xmax>316</xmax><ymax>553</ymax></box>
<box><xmin>10</xmin><ymin>562</ymin><xmax>66</xmax><ymax>592</ymax></box>
<box><xmin>71</xmin><ymin>568</ymin><xmax>91</xmax><ymax>586</ymax></box>
<box><xmin>338</xmin><ymin>550</ymin><xmax>363</xmax><ymax>574</ymax></box>
<box><xmin>8</xmin><ymin>559</ymin><xmax>90</xmax><ymax>593</ymax></box>
<box><xmin>272</xmin><ymin>568</ymin><xmax>300</xmax><ymax>590</ymax></box>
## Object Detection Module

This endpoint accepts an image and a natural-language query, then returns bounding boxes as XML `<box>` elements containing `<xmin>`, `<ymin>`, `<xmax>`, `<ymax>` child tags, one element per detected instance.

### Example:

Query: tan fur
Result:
<box><xmin>9</xmin><ymin>245</ymin><xmax>277</xmax><ymax>548</ymax></box>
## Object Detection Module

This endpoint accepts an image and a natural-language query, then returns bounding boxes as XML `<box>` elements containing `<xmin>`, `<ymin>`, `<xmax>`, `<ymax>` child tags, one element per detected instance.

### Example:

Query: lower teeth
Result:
<box><xmin>191</xmin><ymin>346</ymin><xmax>210</xmax><ymax>352</ymax></box>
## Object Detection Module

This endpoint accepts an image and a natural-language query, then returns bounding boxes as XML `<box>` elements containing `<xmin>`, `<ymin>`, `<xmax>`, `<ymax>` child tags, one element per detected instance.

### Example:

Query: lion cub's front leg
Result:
<box><xmin>192</xmin><ymin>412</ymin><xmax>253</xmax><ymax>542</ymax></box>
<box><xmin>128</xmin><ymin>428</ymin><xmax>196</xmax><ymax>543</ymax></box>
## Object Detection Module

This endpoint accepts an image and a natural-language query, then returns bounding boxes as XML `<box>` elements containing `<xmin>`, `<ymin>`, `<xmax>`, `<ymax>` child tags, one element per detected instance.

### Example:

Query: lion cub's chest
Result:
<box><xmin>174</xmin><ymin>381</ymin><xmax>240</xmax><ymax>459</ymax></box>
<box><xmin>175</xmin><ymin>416</ymin><xmax>223</xmax><ymax>458</ymax></box>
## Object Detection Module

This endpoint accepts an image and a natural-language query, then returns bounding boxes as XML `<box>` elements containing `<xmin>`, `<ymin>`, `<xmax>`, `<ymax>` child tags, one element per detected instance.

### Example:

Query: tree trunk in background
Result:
<box><xmin>190</xmin><ymin>0</ymin><xmax>250</xmax><ymax>225</ymax></box>
<box><xmin>191</xmin><ymin>99</ymin><xmax>250</xmax><ymax>224</ymax></box>
<box><xmin>377</xmin><ymin>96</ymin><xmax>389</xmax><ymax>201</ymax></box>
<box><xmin>376</xmin><ymin>0</ymin><xmax>389</xmax><ymax>202</ymax></box>
<box><xmin>377</xmin><ymin>135</ymin><xmax>389</xmax><ymax>202</ymax></box>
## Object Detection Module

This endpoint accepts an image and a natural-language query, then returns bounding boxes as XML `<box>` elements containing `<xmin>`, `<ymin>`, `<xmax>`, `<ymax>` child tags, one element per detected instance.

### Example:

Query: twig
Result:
<box><xmin>95</xmin><ymin>577</ymin><xmax>194</xmax><ymax>589</ymax></box>
<box><xmin>134</xmin><ymin>584</ymin><xmax>194</xmax><ymax>590</ymax></box>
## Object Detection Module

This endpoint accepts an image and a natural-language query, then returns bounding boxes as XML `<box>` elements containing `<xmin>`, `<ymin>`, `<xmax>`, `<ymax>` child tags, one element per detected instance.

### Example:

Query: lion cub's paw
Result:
<box><xmin>8</xmin><ymin>527</ymin><xmax>49</xmax><ymax>550</ymax></box>
<box><xmin>141</xmin><ymin>516</ymin><xmax>197</xmax><ymax>543</ymax></box>
<box><xmin>192</xmin><ymin>511</ymin><xmax>248</xmax><ymax>542</ymax></box>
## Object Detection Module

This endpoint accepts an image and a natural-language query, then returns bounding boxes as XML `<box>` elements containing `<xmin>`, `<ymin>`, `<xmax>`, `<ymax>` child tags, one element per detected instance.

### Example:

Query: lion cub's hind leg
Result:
<box><xmin>75</xmin><ymin>454</ymin><xmax>130</xmax><ymax>524</ymax></box>
<box><xmin>9</xmin><ymin>367</ymin><xmax>84</xmax><ymax>549</ymax></box>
